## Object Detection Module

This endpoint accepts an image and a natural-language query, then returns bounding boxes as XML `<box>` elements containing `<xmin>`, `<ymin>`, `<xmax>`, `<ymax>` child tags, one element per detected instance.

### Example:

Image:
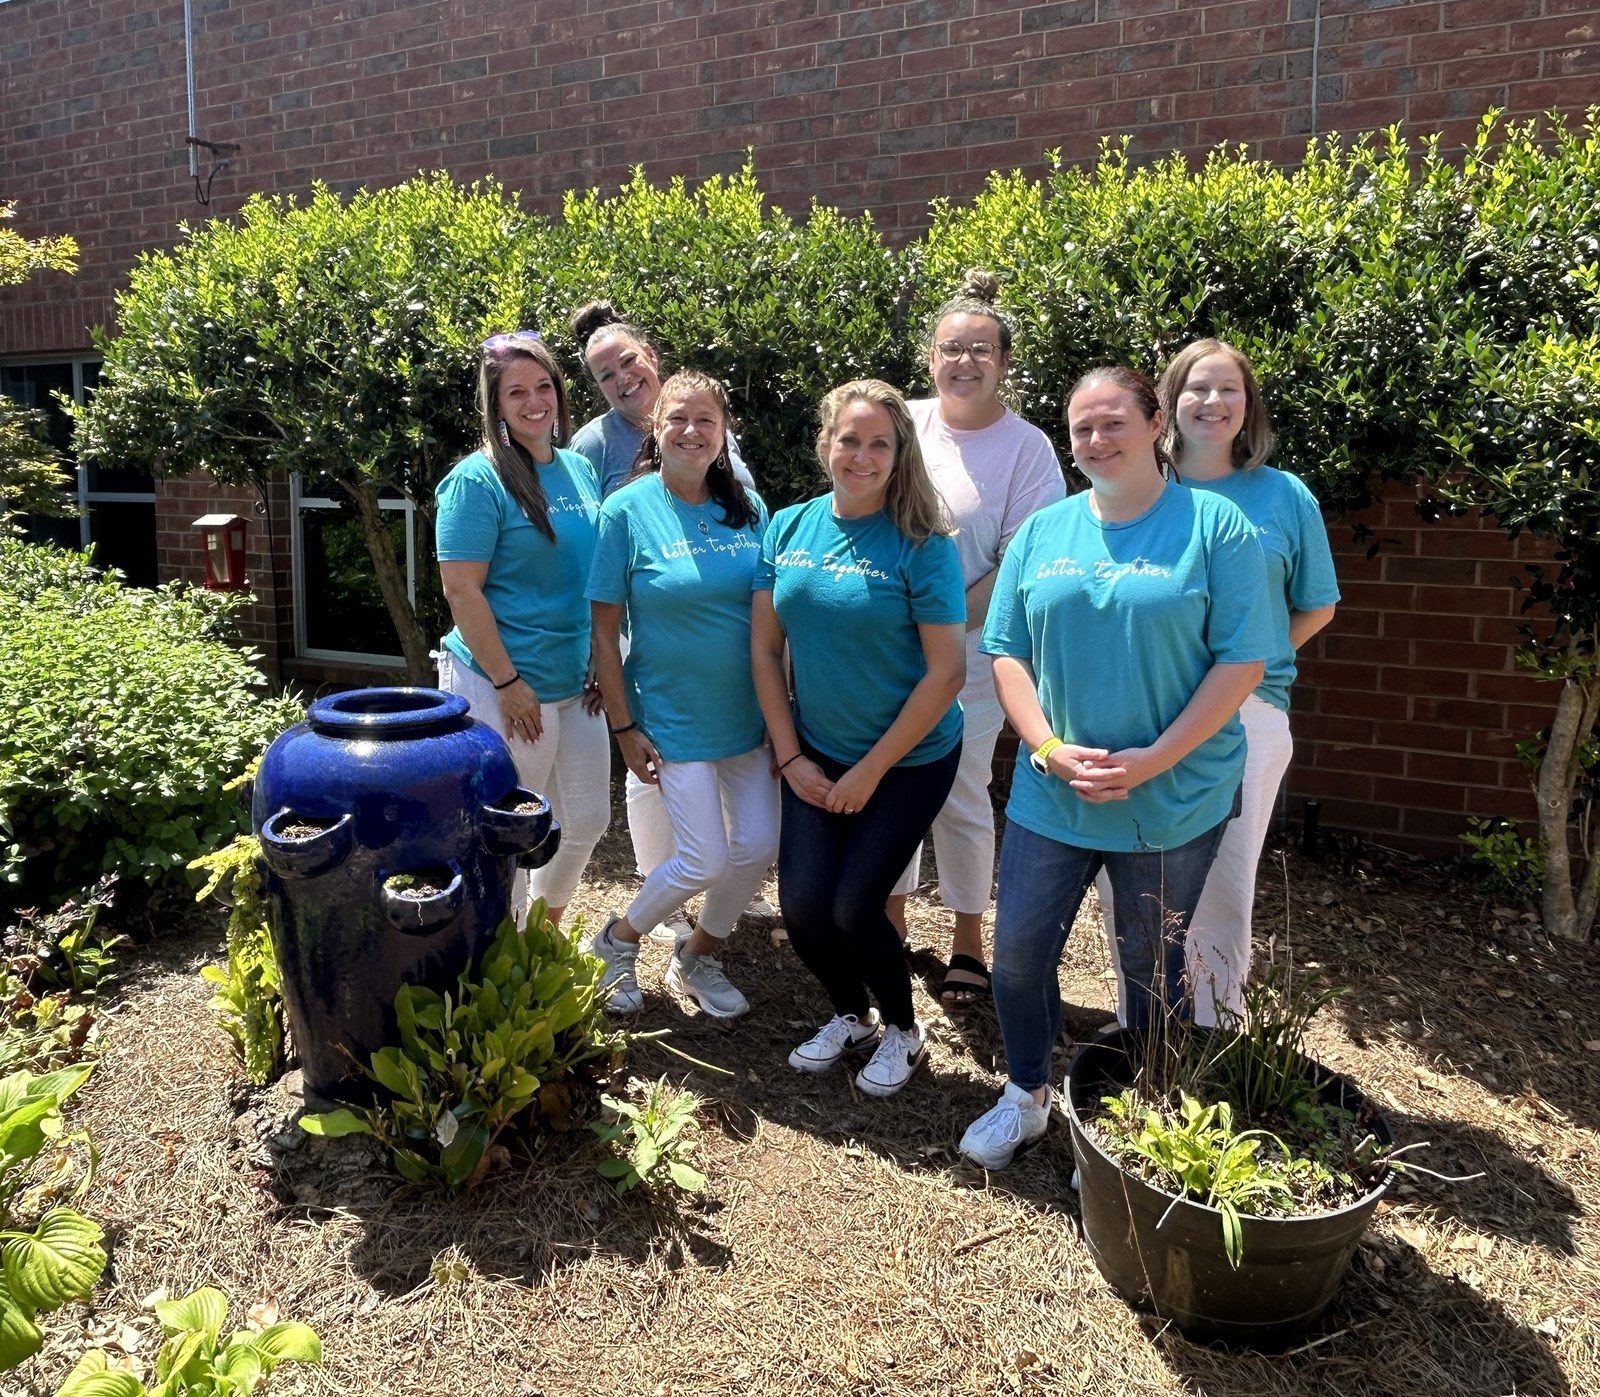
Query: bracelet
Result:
<box><xmin>492</xmin><ymin>671</ymin><xmax>520</xmax><ymax>691</ymax></box>
<box><xmin>776</xmin><ymin>752</ymin><xmax>804</xmax><ymax>772</ymax></box>
<box><xmin>609</xmin><ymin>722</ymin><xmax>638</xmax><ymax>736</ymax></box>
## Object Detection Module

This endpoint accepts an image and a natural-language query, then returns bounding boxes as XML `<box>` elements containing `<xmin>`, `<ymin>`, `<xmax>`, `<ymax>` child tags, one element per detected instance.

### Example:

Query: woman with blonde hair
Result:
<box><xmin>434</xmin><ymin>331</ymin><xmax>609</xmax><ymax>928</ymax></box>
<box><xmin>753</xmin><ymin>380</ymin><xmax>966</xmax><ymax>1098</ymax></box>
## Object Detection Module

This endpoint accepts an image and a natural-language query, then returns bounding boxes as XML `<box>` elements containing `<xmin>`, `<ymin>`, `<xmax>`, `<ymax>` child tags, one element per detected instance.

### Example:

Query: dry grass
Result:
<box><xmin>10</xmin><ymin>824</ymin><xmax>1600</xmax><ymax>1397</ymax></box>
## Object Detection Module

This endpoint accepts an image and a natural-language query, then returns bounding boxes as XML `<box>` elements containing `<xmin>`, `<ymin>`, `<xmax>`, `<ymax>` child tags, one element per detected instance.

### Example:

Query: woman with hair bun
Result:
<box><xmin>886</xmin><ymin>268</ymin><xmax>1065</xmax><ymax>1011</ymax></box>
<box><xmin>1099</xmin><ymin>339</ymin><xmax>1339</xmax><ymax>1027</ymax></box>
<box><xmin>958</xmin><ymin>365</ymin><xmax>1270</xmax><ymax>1170</ymax></box>
<box><xmin>568</xmin><ymin>301</ymin><xmax>765</xmax><ymax>945</ymax></box>
<box><xmin>434</xmin><ymin>331</ymin><xmax>610</xmax><ymax>929</ymax></box>
<box><xmin>753</xmin><ymin>380</ymin><xmax>966</xmax><ymax>1099</ymax></box>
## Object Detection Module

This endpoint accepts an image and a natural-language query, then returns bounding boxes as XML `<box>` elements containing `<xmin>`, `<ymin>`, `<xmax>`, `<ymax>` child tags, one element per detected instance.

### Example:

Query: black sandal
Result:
<box><xmin>939</xmin><ymin>953</ymin><xmax>992</xmax><ymax>1009</ymax></box>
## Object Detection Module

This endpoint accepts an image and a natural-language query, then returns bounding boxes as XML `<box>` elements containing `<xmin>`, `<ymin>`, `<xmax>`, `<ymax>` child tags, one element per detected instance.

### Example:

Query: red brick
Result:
<box><xmin>1405</xmin><ymin>750</ymin><xmax>1501</xmax><ymax>786</ymax></box>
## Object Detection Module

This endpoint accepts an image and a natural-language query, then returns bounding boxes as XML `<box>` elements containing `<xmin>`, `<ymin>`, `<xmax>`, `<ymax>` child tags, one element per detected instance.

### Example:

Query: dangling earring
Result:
<box><xmin>497</xmin><ymin>419</ymin><xmax>512</xmax><ymax>450</ymax></box>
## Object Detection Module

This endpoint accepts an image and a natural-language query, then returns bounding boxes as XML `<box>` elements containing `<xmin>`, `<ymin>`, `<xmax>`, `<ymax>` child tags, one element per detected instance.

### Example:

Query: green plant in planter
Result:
<box><xmin>591</xmin><ymin>1077</ymin><xmax>707</xmax><ymax>1197</ymax></box>
<box><xmin>300</xmin><ymin>902</ymin><xmax>620</xmax><ymax>1193</ymax></box>
<box><xmin>0</xmin><ymin>1064</ymin><xmax>105</xmax><ymax>1370</ymax></box>
<box><xmin>54</xmin><ymin>1286</ymin><xmax>320</xmax><ymax>1396</ymax></box>
<box><xmin>191</xmin><ymin>833</ymin><xmax>284</xmax><ymax>1088</ymax></box>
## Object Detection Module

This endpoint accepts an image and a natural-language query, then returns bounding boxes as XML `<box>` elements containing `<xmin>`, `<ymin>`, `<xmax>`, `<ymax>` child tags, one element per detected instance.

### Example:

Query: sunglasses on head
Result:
<box><xmin>483</xmin><ymin>330</ymin><xmax>543</xmax><ymax>351</ymax></box>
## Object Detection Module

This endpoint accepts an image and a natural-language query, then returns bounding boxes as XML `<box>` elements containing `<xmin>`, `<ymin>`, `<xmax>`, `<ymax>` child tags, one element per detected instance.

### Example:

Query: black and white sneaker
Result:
<box><xmin>855</xmin><ymin>1019</ymin><xmax>926</xmax><ymax>1097</ymax></box>
<box><xmin>788</xmin><ymin>1010</ymin><xmax>880</xmax><ymax>1071</ymax></box>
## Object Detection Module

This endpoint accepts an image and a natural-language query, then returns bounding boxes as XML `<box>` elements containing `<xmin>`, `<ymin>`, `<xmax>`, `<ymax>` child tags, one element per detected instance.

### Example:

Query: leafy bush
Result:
<box><xmin>191</xmin><ymin>834</ymin><xmax>284</xmax><ymax>1087</ymax></box>
<box><xmin>1</xmin><ymin>877</ymin><xmax>121</xmax><ymax>1075</ymax></box>
<box><xmin>55</xmin><ymin>1286</ymin><xmax>320</xmax><ymax>1397</ymax></box>
<box><xmin>529</xmin><ymin>161</ymin><xmax>917</xmax><ymax>507</ymax></box>
<box><xmin>301</xmin><ymin>903</ymin><xmax>618</xmax><ymax>1193</ymax></box>
<box><xmin>0</xmin><ymin>541</ymin><xmax>302</xmax><ymax>917</ymax></box>
<box><xmin>0</xmin><ymin>1064</ymin><xmax>105</xmax><ymax>1371</ymax></box>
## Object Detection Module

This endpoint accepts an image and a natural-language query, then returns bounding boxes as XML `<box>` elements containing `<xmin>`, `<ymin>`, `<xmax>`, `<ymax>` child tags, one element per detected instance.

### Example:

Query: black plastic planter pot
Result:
<box><xmin>1065</xmin><ymin>1028</ymin><xmax>1394</xmax><ymax>1351</ymax></box>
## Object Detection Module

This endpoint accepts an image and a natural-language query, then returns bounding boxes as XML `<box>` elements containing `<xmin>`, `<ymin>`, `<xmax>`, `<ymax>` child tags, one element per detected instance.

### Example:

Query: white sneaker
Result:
<box><xmin>742</xmin><ymin>894</ymin><xmax>777</xmax><ymax>920</ymax></box>
<box><xmin>959</xmin><ymin>1082</ymin><xmax>1052</xmax><ymax>1169</ymax></box>
<box><xmin>586</xmin><ymin>916</ymin><xmax>642</xmax><ymax>1015</ymax></box>
<box><xmin>788</xmin><ymin>1010</ymin><xmax>881</xmax><ymax>1071</ymax></box>
<box><xmin>666</xmin><ymin>950</ymin><xmax>750</xmax><ymax>1019</ymax></box>
<box><xmin>855</xmin><ymin>1019</ymin><xmax>927</xmax><ymax>1098</ymax></box>
<box><xmin>645</xmin><ymin>907</ymin><xmax>694</xmax><ymax>946</ymax></box>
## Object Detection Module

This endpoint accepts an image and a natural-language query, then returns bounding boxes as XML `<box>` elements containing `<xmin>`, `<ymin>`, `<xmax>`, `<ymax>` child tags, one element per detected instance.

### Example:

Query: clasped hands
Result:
<box><xmin>1042</xmin><ymin>743</ymin><xmax>1161</xmax><ymax>803</ymax></box>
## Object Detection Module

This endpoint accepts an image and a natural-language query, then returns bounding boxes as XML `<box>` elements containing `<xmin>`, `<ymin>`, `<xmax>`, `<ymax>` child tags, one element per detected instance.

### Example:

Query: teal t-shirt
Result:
<box><xmin>754</xmin><ymin>497</ymin><xmax>966</xmax><ymax>768</ymax></box>
<box><xmin>585</xmin><ymin>474</ymin><xmax>769</xmax><ymax>763</ymax></box>
<box><xmin>1175</xmin><ymin>466</ymin><xmax>1340</xmax><ymax>712</ymax></box>
<box><xmin>435</xmin><ymin>448</ymin><xmax>601</xmax><ymax>703</ymax></box>
<box><xmin>982</xmin><ymin>484</ymin><xmax>1271</xmax><ymax>852</ymax></box>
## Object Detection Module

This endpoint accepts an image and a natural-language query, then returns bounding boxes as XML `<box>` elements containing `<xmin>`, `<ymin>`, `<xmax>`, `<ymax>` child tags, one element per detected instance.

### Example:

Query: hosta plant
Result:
<box><xmin>0</xmin><ymin>1064</ymin><xmax>105</xmax><ymax>1370</ymax></box>
<box><xmin>54</xmin><ymin>1286</ymin><xmax>320</xmax><ymax>1397</ymax></box>
<box><xmin>301</xmin><ymin>902</ymin><xmax>619</xmax><ymax>1193</ymax></box>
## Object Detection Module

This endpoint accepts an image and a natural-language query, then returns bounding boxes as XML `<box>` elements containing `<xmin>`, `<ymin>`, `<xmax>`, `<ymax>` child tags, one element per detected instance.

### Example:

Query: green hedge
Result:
<box><xmin>0</xmin><ymin>539</ymin><xmax>303</xmax><ymax>916</ymax></box>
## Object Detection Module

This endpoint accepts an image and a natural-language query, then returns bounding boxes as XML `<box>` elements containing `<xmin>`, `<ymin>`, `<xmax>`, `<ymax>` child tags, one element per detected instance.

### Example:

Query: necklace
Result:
<box><xmin>661</xmin><ymin>475</ymin><xmax>712</xmax><ymax>534</ymax></box>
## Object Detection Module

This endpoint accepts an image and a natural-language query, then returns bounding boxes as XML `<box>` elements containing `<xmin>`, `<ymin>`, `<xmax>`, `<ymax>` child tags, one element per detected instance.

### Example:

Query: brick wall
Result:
<box><xmin>1292</xmin><ymin>481</ymin><xmax>1557</xmax><ymax>856</ymax></box>
<box><xmin>4</xmin><ymin>0</ymin><xmax>1600</xmax><ymax>353</ymax></box>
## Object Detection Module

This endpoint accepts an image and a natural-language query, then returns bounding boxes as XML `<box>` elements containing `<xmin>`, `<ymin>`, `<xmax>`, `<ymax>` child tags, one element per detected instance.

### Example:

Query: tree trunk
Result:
<box><xmin>346</xmin><ymin>482</ymin><xmax>434</xmax><ymax>681</ymax></box>
<box><xmin>1537</xmin><ymin>657</ymin><xmax>1600</xmax><ymax>941</ymax></box>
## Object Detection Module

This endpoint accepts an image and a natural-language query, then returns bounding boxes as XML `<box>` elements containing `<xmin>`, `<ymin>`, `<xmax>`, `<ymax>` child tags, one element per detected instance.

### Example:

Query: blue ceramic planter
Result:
<box><xmin>252</xmin><ymin>687</ymin><xmax>560</xmax><ymax>1101</ymax></box>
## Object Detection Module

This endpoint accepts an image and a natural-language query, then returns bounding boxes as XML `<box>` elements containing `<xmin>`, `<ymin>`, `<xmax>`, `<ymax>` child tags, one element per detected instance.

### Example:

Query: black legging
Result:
<box><xmin>778</xmin><ymin>739</ymin><xmax>961</xmax><ymax>1030</ymax></box>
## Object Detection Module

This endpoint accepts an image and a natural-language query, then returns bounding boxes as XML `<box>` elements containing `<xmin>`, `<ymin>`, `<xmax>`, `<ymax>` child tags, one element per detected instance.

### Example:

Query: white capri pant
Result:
<box><xmin>891</xmin><ymin>685</ymin><xmax>1004</xmax><ymax>915</ymax></box>
<box><xmin>626</xmin><ymin>746</ymin><xmax>781</xmax><ymax>939</ymax></box>
<box><xmin>1100</xmin><ymin>693</ymin><xmax>1294</xmax><ymax>1027</ymax></box>
<box><xmin>437</xmin><ymin>651</ymin><xmax>611</xmax><ymax>914</ymax></box>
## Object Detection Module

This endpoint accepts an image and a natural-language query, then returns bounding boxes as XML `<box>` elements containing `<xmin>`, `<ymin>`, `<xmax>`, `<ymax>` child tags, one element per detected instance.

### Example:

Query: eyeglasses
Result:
<box><xmin>483</xmin><ymin>330</ymin><xmax>542</xmax><ymax>351</ymax></box>
<box><xmin>935</xmin><ymin>339</ymin><xmax>998</xmax><ymax>363</ymax></box>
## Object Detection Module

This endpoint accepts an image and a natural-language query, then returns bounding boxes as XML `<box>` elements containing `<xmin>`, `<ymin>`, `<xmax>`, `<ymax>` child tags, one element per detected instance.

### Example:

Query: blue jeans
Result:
<box><xmin>991</xmin><ymin>807</ymin><xmax>1235</xmax><ymax>1091</ymax></box>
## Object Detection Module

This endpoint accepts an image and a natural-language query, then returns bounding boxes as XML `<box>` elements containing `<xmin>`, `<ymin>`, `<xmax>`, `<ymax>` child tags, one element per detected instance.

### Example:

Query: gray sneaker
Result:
<box><xmin>646</xmin><ymin>907</ymin><xmax>694</xmax><ymax>946</ymax></box>
<box><xmin>666</xmin><ymin>949</ymin><xmax>749</xmax><ymax>1019</ymax></box>
<box><xmin>586</xmin><ymin>916</ymin><xmax>642</xmax><ymax>1015</ymax></box>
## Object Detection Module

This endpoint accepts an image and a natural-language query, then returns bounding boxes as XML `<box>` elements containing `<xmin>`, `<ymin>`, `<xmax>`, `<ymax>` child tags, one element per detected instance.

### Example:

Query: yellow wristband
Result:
<box><xmin>1030</xmin><ymin>737</ymin><xmax>1063</xmax><ymax>775</ymax></box>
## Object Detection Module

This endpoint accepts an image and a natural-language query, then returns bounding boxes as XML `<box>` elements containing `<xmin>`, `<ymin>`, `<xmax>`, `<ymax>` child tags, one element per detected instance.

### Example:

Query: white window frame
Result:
<box><xmin>290</xmin><ymin>475</ymin><xmax>416</xmax><ymax>666</ymax></box>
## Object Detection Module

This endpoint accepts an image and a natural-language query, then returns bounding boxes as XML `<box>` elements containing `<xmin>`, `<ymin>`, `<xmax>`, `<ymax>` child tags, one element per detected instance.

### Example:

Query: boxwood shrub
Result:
<box><xmin>0</xmin><ymin>538</ymin><xmax>303</xmax><ymax>916</ymax></box>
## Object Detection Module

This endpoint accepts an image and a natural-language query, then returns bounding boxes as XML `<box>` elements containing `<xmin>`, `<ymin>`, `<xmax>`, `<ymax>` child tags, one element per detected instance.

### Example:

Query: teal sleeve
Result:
<box><xmin>435</xmin><ymin>466</ymin><xmax>502</xmax><ymax>561</ymax></box>
<box><xmin>1285</xmin><ymin>474</ymin><xmax>1341</xmax><ymax>611</ymax></box>
<box><xmin>908</xmin><ymin>533</ymin><xmax>966</xmax><ymax>624</ymax></box>
<box><xmin>1204</xmin><ymin>513</ymin><xmax>1272</xmax><ymax>665</ymax></box>
<box><xmin>980</xmin><ymin>528</ymin><xmax>1032</xmax><ymax>658</ymax></box>
<box><xmin>584</xmin><ymin>502</ymin><xmax>631</xmax><ymax>606</ymax></box>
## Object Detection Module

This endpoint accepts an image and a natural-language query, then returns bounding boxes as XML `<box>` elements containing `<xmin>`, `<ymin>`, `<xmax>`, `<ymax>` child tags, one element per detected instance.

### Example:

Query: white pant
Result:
<box><xmin>891</xmin><ymin>690</ymin><xmax>1003</xmax><ymax>914</ymax></box>
<box><xmin>626</xmin><ymin>746</ymin><xmax>781</xmax><ymax>939</ymax></box>
<box><xmin>437</xmin><ymin>652</ymin><xmax>611</xmax><ymax>913</ymax></box>
<box><xmin>1100</xmin><ymin>694</ymin><xmax>1294</xmax><ymax>1027</ymax></box>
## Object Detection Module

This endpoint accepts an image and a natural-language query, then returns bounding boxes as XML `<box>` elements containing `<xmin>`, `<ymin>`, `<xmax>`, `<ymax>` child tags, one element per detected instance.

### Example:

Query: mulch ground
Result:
<box><xmin>9</xmin><ymin>817</ymin><xmax>1599</xmax><ymax>1397</ymax></box>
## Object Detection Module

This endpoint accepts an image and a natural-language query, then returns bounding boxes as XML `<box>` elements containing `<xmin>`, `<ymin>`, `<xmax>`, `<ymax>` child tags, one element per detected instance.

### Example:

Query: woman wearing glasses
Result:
<box><xmin>435</xmin><ymin>331</ymin><xmax>610</xmax><ymax>929</ymax></box>
<box><xmin>886</xmin><ymin>270</ymin><xmax>1065</xmax><ymax>1011</ymax></box>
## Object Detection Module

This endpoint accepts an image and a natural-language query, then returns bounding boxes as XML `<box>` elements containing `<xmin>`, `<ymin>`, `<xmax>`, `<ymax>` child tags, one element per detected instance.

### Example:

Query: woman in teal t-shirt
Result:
<box><xmin>753</xmin><ymin>380</ymin><xmax>967</xmax><ymax>1100</ymax></box>
<box><xmin>1099</xmin><ymin>339</ymin><xmax>1340</xmax><ymax>1027</ymax></box>
<box><xmin>434</xmin><ymin>332</ymin><xmax>610</xmax><ymax>930</ymax></box>
<box><xmin>583</xmin><ymin>371</ymin><xmax>778</xmax><ymax>1023</ymax></box>
<box><xmin>958</xmin><ymin>365</ymin><xmax>1270</xmax><ymax>1171</ymax></box>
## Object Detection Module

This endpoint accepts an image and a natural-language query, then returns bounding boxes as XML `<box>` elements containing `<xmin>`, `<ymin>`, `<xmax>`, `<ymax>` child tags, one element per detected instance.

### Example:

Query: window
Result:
<box><xmin>292</xmin><ymin>475</ymin><xmax>414</xmax><ymax>664</ymax></box>
<box><xmin>1</xmin><ymin>359</ymin><xmax>159</xmax><ymax>587</ymax></box>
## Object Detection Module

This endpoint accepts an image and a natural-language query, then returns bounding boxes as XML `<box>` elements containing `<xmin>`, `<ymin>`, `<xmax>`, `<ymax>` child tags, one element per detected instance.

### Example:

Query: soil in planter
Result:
<box><xmin>277</xmin><ymin>816</ymin><xmax>340</xmax><ymax>840</ymax></box>
<box><xmin>385</xmin><ymin>867</ymin><xmax>453</xmax><ymax>899</ymax></box>
<box><xmin>493</xmin><ymin>796</ymin><xmax>545</xmax><ymax>815</ymax></box>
